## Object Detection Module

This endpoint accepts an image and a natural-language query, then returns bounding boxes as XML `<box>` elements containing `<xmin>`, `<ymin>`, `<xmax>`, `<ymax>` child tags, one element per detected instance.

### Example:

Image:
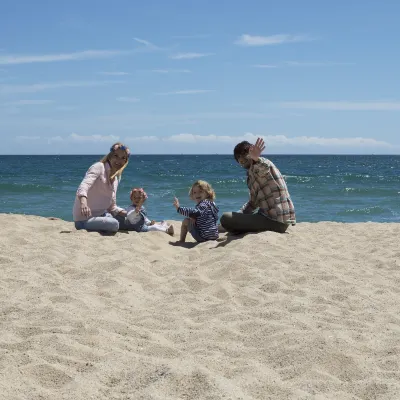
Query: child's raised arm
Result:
<box><xmin>175</xmin><ymin>201</ymin><xmax>208</xmax><ymax>218</ymax></box>
<box><xmin>174</xmin><ymin>197</ymin><xmax>198</xmax><ymax>216</ymax></box>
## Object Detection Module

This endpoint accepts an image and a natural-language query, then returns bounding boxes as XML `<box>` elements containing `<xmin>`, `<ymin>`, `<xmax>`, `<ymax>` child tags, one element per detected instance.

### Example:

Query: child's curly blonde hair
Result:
<box><xmin>189</xmin><ymin>180</ymin><xmax>216</xmax><ymax>201</ymax></box>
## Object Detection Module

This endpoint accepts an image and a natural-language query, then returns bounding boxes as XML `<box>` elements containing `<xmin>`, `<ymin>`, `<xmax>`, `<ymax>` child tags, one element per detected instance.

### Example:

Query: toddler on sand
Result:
<box><xmin>120</xmin><ymin>188</ymin><xmax>174</xmax><ymax>235</ymax></box>
<box><xmin>173</xmin><ymin>180</ymin><xmax>219</xmax><ymax>242</ymax></box>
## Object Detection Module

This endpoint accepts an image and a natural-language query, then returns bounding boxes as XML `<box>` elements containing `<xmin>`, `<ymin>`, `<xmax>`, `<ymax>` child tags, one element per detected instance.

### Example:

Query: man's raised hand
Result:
<box><xmin>249</xmin><ymin>137</ymin><xmax>266</xmax><ymax>161</ymax></box>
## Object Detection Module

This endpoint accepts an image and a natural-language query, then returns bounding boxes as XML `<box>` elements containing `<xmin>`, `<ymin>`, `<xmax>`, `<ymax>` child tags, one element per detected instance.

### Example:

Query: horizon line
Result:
<box><xmin>1</xmin><ymin>153</ymin><xmax>398</xmax><ymax>156</ymax></box>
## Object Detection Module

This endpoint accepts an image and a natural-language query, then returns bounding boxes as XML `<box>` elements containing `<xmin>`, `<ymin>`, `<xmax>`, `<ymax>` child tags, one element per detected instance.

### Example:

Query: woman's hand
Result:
<box><xmin>249</xmin><ymin>137</ymin><xmax>266</xmax><ymax>161</ymax></box>
<box><xmin>150</xmin><ymin>220</ymin><xmax>156</xmax><ymax>225</ymax></box>
<box><xmin>173</xmin><ymin>197</ymin><xmax>180</xmax><ymax>209</ymax></box>
<box><xmin>80</xmin><ymin>197</ymin><xmax>92</xmax><ymax>218</ymax></box>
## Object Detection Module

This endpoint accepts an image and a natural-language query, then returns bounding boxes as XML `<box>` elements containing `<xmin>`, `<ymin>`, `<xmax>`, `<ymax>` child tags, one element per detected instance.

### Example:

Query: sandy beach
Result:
<box><xmin>1</xmin><ymin>214</ymin><xmax>399</xmax><ymax>399</ymax></box>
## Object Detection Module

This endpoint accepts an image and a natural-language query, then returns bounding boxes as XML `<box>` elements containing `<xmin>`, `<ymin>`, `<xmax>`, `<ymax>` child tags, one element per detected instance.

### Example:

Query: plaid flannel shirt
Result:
<box><xmin>241</xmin><ymin>157</ymin><xmax>296</xmax><ymax>225</ymax></box>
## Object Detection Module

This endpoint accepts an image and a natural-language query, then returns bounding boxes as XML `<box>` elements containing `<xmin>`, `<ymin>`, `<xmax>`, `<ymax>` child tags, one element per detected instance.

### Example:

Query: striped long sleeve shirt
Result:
<box><xmin>177</xmin><ymin>199</ymin><xmax>219</xmax><ymax>240</ymax></box>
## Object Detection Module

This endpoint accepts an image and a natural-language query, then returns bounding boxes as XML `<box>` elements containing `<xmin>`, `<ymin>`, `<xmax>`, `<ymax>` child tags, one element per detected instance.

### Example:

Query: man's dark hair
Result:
<box><xmin>233</xmin><ymin>141</ymin><xmax>251</xmax><ymax>162</ymax></box>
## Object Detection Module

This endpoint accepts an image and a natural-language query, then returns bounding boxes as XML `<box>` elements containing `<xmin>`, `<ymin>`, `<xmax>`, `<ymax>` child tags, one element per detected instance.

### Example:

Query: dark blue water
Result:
<box><xmin>0</xmin><ymin>155</ymin><xmax>399</xmax><ymax>223</ymax></box>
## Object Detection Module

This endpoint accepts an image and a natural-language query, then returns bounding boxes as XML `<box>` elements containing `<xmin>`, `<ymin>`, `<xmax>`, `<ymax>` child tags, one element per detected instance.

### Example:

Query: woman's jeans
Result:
<box><xmin>74</xmin><ymin>213</ymin><xmax>166</xmax><ymax>233</ymax></box>
<box><xmin>74</xmin><ymin>213</ymin><xmax>119</xmax><ymax>233</ymax></box>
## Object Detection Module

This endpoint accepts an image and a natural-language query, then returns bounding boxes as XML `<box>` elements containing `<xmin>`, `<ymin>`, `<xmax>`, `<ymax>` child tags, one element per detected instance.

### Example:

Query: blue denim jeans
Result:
<box><xmin>74</xmin><ymin>213</ymin><xmax>119</xmax><ymax>233</ymax></box>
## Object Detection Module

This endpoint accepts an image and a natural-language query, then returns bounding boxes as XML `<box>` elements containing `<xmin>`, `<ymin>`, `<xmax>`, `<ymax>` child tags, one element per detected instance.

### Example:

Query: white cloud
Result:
<box><xmin>235</xmin><ymin>34</ymin><xmax>312</xmax><ymax>47</ymax></box>
<box><xmin>169</xmin><ymin>53</ymin><xmax>214</xmax><ymax>60</ymax></box>
<box><xmin>258</xmin><ymin>134</ymin><xmax>392</xmax><ymax>148</ymax></box>
<box><xmin>116</xmin><ymin>97</ymin><xmax>140</xmax><ymax>102</ymax></box>
<box><xmin>152</xmin><ymin>69</ymin><xmax>191</xmax><ymax>73</ymax></box>
<box><xmin>130</xmin><ymin>136</ymin><xmax>159</xmax><ymax>142</ymax></box>
<box><xmin>276</xmin><ymin>101</ymin><xmax>400</xmax><ymax>111</ymax></box>
<box><xmin>6</xmin><ymin>99</ymin><xmax>53</xmax><ymax>105</ymax></box>
<box><xmin>134</xmin><ymin>38</ymin><xmax>153</xmax><ymax>46</ymax></box>
<box><xmin>69</xmin><ymin>133</ymin><xmax>120</xmax><ymax>142</ymax></box>
<box><xmin>13</xmin><ymin>132</ymin><xmax>397</xmax><ymax>154</ymax></box>
<box><xmin>0</xmin><ymin>50</ymin><xmax>129</xmax><ymax>65</ymax></box>
<box><xmin>156</xmin><ymin>89</ymin><xmax>214</xmax><ymax>96</ymax></box>
<box><xmin>0</xmin><ymin>80</ymin><xmax>124</xmax><ymax>94</ymax></box>
<box><xmin>252</xmin><ymin>64</ymin><xmax>278</xmax><ymax>68</ymax></box>
<box><xmin>131</xmin><ymin>133</ymin><xmax>394</xmax><ymax>149</ymax></box>
<box><xmin>98</xmin><ymin>71</ymin><xmax>130</xmax><ymax>76</ymax></box>
<box><xmin>43</xmin><ymin>133</ymin><xmax>120</xmax><ymax>143</ymax></box>
<box><xmin>133</xmin><ymin>37</ymin><xmax>159</xmax><ymax>50</ymax></box>
<box><xmin>46</xmin><ymin>134</ymin><xmax>157</xmax><ymax>144</ymax></box>
<box><xmin>48</xmin><ymin>136</ymin><xmax>64</xmax><ymax>143</ymax></box>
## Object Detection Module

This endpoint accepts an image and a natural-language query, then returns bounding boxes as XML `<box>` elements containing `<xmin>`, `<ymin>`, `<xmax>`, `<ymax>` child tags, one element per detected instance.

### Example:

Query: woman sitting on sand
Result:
<box><xmin>73</xmin><ymin>142</ymin><xmax>131</xmax><ymax>233</ymax></box>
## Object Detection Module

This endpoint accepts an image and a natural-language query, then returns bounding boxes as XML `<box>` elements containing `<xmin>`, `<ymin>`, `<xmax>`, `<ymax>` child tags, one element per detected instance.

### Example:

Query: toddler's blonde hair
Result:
<box><xmin>189</xmin><ymin>180</ymin><xmax>216</xmax><ymax>201</ymax></box>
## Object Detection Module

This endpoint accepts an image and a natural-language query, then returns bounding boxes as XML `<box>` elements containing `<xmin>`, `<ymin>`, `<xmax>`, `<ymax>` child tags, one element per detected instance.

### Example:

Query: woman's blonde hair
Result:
<box><xmin>100</xmin><ymin>142</ymin><xmax>130</xmax><ymax>180</ymax></box>
<box><xmin>189</xmin><ymin>180</ymin><xmax>216</xmax><ymax>201</ymax></box>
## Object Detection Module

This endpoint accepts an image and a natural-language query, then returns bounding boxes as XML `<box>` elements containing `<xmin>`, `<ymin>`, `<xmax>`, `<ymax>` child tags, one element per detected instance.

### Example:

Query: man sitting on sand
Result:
<box><xmin>220</xmin><ymin>137</ymin><xmax>296</xmax><ymax>234</ymax></box>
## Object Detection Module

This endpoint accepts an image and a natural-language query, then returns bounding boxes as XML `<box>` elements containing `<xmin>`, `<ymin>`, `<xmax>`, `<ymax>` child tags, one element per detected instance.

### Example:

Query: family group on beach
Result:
<box><xmin>73</xmin><ymin>138</ymin><xmax>296</xmax><ymax>243</ymax></box>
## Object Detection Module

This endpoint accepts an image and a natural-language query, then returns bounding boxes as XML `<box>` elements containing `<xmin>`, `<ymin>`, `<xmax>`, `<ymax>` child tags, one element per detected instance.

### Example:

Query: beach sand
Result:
<box><xmin>1</xmin><ymin>214</ymin><xmax>399</xmax><ymax>399</ymax></box>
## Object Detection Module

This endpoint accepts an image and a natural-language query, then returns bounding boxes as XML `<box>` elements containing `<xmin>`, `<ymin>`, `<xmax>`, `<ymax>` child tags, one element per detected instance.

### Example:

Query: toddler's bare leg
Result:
<box><xmin>147</xmin><ymin>224</ymin><xmax>167</xmax><ymax>232</ymax></box>
<box><xmin>146</xmin><ymin>223</ymin><xmax>174</xmax><ymax>236</ymax></box>
<box><xmin>179</xmin><ymin>218</ymin><xmax>190</xmax><ymax>242</ymax></box>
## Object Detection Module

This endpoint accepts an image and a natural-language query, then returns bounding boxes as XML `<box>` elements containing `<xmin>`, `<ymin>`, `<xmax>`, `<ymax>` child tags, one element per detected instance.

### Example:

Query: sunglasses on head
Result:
<box><xmin>110</xmin><ymin>144</ymin><xmax>130</xmax><ymax>158</ymax></box>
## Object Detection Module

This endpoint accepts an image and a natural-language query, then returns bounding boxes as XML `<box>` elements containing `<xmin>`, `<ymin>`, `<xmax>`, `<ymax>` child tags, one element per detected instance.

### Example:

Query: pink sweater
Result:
<box><xmin>73</xmin><ymin>162</ymin><xmax>124</xmax><ymax>221</ymax></box>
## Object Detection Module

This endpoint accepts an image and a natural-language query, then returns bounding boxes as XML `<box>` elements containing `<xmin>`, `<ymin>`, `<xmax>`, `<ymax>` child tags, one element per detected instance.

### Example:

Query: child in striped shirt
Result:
<box><xmin>173</xmin><ymin>180</ymin><xmax>219</xmax><ymax>243</ymax></box>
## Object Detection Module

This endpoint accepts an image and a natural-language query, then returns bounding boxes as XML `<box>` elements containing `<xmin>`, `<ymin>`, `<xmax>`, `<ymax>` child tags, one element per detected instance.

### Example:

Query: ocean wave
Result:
<box><xmin>339</xmin><ymin>206</ymin><xmax>388</xmax><ymax>216</ymax></box>
<box><xmin>215</xmin><ymin>179</ymin><xmax>244</xmax><ymax>184</ymax></box>
<box><xmin>285</xmin><ymin>175</ymin><xmax>313</xmax><ymax>183</ymax></box>
<box><xmin>0</xmin><ymin>183</ymin><xmax>56</xmax><ymax>194</ymax></box>
<box><xmin>342</xmin><ymin>187</ymin><xmax>399</xmax><ymax>195</ymax></box>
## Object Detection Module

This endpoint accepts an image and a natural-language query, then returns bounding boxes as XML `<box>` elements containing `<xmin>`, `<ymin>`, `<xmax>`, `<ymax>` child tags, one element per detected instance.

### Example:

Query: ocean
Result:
<box><xmin>0</xmin><ymin>155</ymin><xmax>399</xmax><ymax>223</ymax></box>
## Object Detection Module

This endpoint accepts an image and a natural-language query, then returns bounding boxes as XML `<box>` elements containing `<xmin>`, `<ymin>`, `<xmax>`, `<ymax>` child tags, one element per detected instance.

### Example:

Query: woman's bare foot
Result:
<box><xmin>167</xmin><ymin>225</ymin><xmax>174</xmax><ymax>236</ymax></box>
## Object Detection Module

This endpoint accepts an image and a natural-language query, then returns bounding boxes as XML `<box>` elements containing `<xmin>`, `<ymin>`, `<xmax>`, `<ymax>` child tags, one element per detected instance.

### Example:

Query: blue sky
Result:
<box><xmin>1</xmin><ymin>0</ymin><xmax>400</xmax><ymax>154</ymax></box>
